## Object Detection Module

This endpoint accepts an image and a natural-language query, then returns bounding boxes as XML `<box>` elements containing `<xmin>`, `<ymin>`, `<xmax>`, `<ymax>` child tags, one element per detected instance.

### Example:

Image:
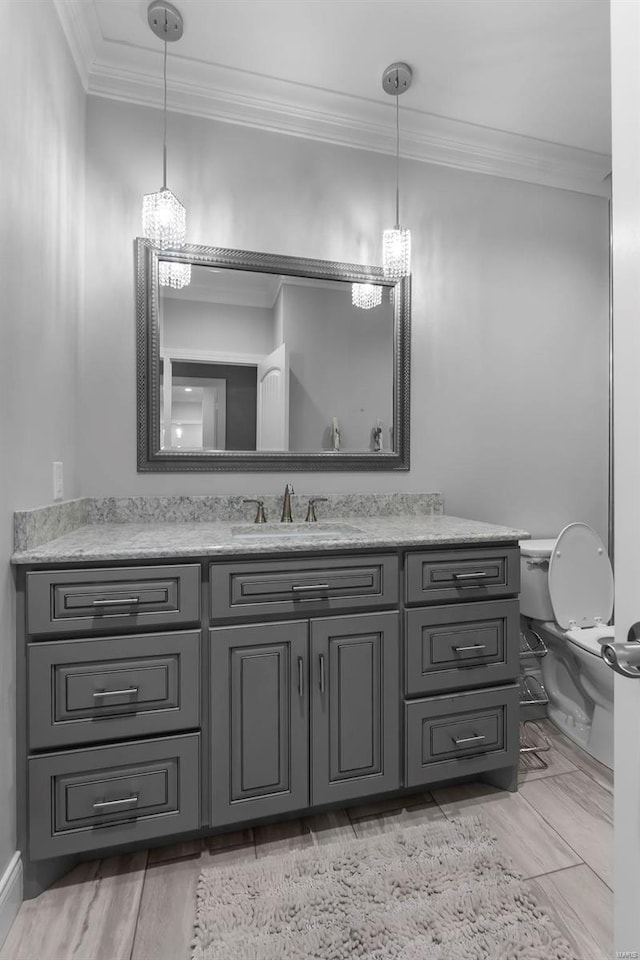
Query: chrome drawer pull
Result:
<box><xmin>452</xmin><ymin>572</ymin><xmax>489</xmax><ymax>581</ymax></box>
<box><xmin>452</xmin><ymin>734</ymin><xmax>486</xmax><ymax>746</ymax></box>
<box><xmin>453</xmin><ymin>644</ymin><xmax>487</xmax><ymax>653</ymax></box>
<box><xmin>93</xmin><ymin>687</ymin><xmax>139</xmax><ymax>699</ymax></box>
<box><xmin>91</xmin><ymin>597</ymin><xmax>141</xmax><ymax>606</ymax></box>
<box><xmin>93</xmin><ymin>795</ymin><xmax>139</xmax><ymax>812</ymax></box>
<box><xmin>291</xmin><ymin>583</ymin><xmax>330</xmax><ymax>592</ymax></box>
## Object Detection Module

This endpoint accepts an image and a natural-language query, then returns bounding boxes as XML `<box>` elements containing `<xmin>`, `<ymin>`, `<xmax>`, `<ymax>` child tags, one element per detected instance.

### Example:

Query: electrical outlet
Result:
<box><xmin>52</xmin><ymin>461</ymin><xmax>64</xmax><ymax>501</ymax></box>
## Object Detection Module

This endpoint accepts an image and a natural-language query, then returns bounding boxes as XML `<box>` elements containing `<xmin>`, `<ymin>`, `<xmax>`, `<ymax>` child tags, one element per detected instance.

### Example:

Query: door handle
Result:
<box><xmin>297</xmin><ymin>656</ymin><xmax>304</xmax><ymax>697</ymax></box>
<box><xmin>601</xmin><ymin>625</ymin><xmax>640</xmax><ymax>678</ymax></box>
<box><xmin>319</xmin><ymin>654</ymin><xmax>326</xmax><ymax>694</ymax></box>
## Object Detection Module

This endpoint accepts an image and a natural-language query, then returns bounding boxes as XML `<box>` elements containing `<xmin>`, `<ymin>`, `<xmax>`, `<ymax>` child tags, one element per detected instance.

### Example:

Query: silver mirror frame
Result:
<box><xmin>135</xmin><ymin>238</ymin><xmax>410</xmax><ymax>472</ymax></box>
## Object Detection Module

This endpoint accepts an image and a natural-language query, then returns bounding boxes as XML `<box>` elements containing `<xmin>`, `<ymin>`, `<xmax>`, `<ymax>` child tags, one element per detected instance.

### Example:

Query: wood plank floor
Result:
<box><xmin>1</xmin><ymin>719</ymin><xmax>613</xmax><ymax>960</ymax></box>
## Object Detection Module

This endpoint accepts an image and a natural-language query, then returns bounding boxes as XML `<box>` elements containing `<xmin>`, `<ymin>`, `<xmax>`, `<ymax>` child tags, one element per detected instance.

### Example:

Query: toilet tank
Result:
<box><xmin>519</xmin><ymin>538</ymin><xmax>556</xmax><ymax>621</ymax></box>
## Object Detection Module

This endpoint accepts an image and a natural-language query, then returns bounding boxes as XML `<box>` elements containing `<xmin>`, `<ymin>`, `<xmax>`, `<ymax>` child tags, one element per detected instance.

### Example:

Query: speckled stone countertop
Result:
<box><xmin>11</xmin><ymin>514</ymin><xmax>529</xmax><ymax>565</ymax></box>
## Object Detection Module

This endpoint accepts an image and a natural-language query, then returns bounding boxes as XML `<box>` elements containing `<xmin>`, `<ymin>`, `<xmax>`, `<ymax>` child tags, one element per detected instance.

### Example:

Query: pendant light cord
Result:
<box><xmin>395</xmin><ymin>81</ymin><xmax>400</xmax><ymax>228</ymax></box>
<box><xmin>162</xmin><ymin>20</ymin><xmax>168</xmax><ymax>189</ymax></box>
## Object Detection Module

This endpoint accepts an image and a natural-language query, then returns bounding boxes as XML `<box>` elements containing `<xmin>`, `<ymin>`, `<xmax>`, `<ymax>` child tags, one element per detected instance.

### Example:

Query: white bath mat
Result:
<box><xmin>192</xmin><ymin>816</ymin><xmax>573</xmax><ymax>960</ymax></box>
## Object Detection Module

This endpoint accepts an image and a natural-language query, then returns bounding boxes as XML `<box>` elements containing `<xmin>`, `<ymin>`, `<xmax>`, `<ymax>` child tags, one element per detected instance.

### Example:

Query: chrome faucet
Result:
<box><xmin>281</xmin><ymin>483</ymin><xmax>295</xmax><ymax>522</ymax></box>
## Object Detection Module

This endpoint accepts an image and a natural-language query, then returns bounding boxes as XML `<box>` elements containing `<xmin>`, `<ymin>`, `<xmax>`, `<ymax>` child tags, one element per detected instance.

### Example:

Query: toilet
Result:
<box><xmin>519</xmin><ymin>522</ymin><xmax>614</xmax><ymax>769</ymax></box>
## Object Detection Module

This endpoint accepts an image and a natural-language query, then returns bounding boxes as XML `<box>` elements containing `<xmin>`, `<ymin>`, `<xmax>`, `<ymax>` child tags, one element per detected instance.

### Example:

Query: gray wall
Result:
<box><xmin>281</xmin><ymin>283</ymin><xmax>393</xmax><ymax>452</ymax></box>
<box><xmin>82</xmin><ymin>96</ymin><xmax>609</xmax><ymax>542</ymax></box>
<box><xmin>0</xmin><ymin>0</ymin><xmax>85</xmax><ymax>895</ymax></box>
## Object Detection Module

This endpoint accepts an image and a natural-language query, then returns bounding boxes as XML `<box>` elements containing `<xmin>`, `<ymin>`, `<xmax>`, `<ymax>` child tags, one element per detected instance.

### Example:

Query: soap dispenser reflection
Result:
<box><xmin>331</xmin><ymin>417</ymin><xmax>341</xmax><ymax>451</ymax></box>
<box><xmin>373</xmin><ymin>419</ymin><xmax>383</xmax><ymax>452</ymax></box>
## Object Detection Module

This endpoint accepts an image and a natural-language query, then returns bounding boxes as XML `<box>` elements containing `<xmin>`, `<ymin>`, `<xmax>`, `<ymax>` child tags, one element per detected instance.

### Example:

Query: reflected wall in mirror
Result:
<box><xmin>136</xmin><ymin>240</ymin><xmax>410</xmax><ymax>471</ymax></box>
<box><xmin>161</xmin><ymin>267</ymin><xmax>394</xmax><ymax>452</ymax></box>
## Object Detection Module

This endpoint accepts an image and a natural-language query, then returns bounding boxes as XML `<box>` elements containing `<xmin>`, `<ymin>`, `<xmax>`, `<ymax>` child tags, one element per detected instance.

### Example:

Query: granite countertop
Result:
<box><xmin>11</xmin><ymin>514</ymin><xmax>530</xmax><ymax>565</ymax></box>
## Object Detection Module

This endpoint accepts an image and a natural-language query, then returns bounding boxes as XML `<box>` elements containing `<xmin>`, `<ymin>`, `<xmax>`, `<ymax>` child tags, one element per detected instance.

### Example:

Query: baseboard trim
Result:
<box><xmin>0</xmin><ymin>853</ymin><xmax>23</xmax><ymax>949</ymax></box>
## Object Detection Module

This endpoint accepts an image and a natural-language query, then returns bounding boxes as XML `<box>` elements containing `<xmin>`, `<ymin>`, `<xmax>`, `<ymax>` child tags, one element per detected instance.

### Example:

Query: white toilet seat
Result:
<box><xmin>540</xmin><ymin>619</ymin><xmax>615</xmax><ymax>655</ymax></box>
<box><xmin>565</xmin><ymin>625</ymin><xmax>615</xmax><ymax>656</ymax></box>
<box><xmin>548</xmin><ymin>522</ymin><xmax>614</xmax><ymax>630</ymax></box>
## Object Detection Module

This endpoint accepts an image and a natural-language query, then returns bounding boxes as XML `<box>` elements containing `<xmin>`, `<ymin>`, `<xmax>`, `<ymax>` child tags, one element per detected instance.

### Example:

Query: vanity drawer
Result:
<box><xmin>405</xmin><ymin>600</ymin><xmax>519</xmax><ymax>695</ymax></box>
<box><xmin>26</xmin><ymin>564</ymin><xmax>200</xmax><ymax>637</ymax></box>
<box><xmin>405</xmin><ymin>684</ymin><xmax>519</xmax><ymax>787</ymax></box>
<box><xmin>405</xmin><ymin>547</ymin><xmax>520</xmax><ymax>605</ymax></box>
<box><xmin>210</xmin><ymin>555</ymin><xmax>398</xmax><ymax>619</ymax></box>
<box><xmin>28</xmin><ymin>733</ymin><xmax>200</xmax><ymax>859</ymax></box>
<box><xmin>28</xmin><ymin>630</ymin><xmax>200</xmax><ymax>749</ymax></box>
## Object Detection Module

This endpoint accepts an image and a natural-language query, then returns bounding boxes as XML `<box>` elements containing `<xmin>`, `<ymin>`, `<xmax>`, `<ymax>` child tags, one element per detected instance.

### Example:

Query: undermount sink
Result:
<box><xmin>231</xmin><ymin>522</ymin><xmax>363</xmax><ymax>540</ymax></box>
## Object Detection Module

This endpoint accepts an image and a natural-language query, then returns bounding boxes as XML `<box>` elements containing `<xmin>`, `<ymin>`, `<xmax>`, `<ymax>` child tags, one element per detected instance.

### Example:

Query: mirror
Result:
<box><xmin>136</xmin><ymin>240</ymin><xmax>410</xmax><ymax>471</ymax></box>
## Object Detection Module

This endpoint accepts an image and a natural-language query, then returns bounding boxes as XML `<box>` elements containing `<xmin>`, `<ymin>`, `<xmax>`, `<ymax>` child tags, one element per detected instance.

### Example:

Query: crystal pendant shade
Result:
<box><xmin>351</xmin><ymin>282</ymin><xmax>383</xmax><ymax>310</ymax></box>
<box><xmin>159</xmin><ymin>260</ymin><xmax>191</xmax><ymax>289</ymax></box>
<box><xmin>383</xmin><ymin>227</ymin><xmax>411</xmax><ymax>281</ymax></box>
<box><xmin>142</xmin><ymin>188</ymin><xmax>187</xmax><ymax>251</ymax></box>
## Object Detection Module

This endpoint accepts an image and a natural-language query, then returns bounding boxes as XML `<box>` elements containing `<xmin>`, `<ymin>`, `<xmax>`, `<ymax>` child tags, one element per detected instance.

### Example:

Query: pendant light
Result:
<box><xmin>142</xmin><ymin>0</ymin><xmax>190</xmax><ymax>289</ymax></box>
<box><xmin>382</xmin><ymin>62</ymin><xmax>412</xmax><ymax>281</ymax></box>
<box><xmin>352</xmin><ymin>283</ymin><xmax>382</xmax><ymax>310</ymax></box>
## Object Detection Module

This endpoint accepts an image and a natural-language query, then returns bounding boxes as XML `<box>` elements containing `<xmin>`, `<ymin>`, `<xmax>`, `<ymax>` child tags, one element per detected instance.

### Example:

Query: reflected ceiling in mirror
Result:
<box><xmin>136</xmin><ymin>241</ymin><xmax>410</xmax><ymax>471</ymax></box>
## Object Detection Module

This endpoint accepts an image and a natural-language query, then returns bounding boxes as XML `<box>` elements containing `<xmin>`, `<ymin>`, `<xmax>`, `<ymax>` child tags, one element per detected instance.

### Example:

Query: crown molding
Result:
<box><xmin>53</xmin><ymin>0</ymin><xmax>98</xmax><ymax>91</ymax></box>
<box><xmin>54</xmin><ymin>2</ymin><xmax>611</xmax><ymax>198</ymax></box>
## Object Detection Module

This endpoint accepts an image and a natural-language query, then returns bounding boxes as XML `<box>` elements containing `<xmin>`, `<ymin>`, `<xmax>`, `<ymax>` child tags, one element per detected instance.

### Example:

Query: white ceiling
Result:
<box><xmin>163</xmin><ymin>265</ymin><xmax>282</xmax><ymax>307</ymax></box>
<box><xmin>55</xmin><ymin>0</ymin><xmax>612</xmax><ymax>195</ymax></box>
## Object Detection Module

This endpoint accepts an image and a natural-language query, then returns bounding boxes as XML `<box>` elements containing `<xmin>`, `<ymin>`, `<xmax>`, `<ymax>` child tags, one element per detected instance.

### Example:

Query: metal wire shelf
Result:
<box><xmin>519</xmin><ymin>628</ymin><xmax>548</xmax><ymax>659</ymax></box>
<box><xmin>519</xmin><ymin>719</ymin><xmax>552</xmax><ymax>769</ymax></box>
<box><xmin>519</xmin><ymin>674</ymin><xmax>549</xmax><ymax>706</ymax></box>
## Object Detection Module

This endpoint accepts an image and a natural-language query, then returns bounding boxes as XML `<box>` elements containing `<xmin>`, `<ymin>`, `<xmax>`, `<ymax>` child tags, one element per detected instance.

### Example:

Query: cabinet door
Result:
<box><xmin>310</xmin><ymin>611</ymin><xmax>400</xmax><ymax>806</ymax></box>
<box><xmin>210</xmin><ymin>621</ymin><xmax>308</xmax><ymax>826</ymax></box>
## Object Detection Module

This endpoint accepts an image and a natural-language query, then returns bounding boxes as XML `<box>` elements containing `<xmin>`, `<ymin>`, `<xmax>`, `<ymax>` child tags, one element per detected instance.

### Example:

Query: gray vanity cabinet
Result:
<box><xmin>19</xmin><ymin>541</ymin><xmax>520</xmax><ymax>888</ymax></box>
<box><xmin>403</xmin><ymin>546</ymin><xmax>520</xmax><ymax>792</ymax></box>
<box><xmin>310</xmin><ymin>611</ymin><xmax>399</xmax><ymax>806</ymax></box>
<box><xmin>210</xmin><ymin>620</ymin><xmax>309</xmax><ymax>826</ymax></box>
<box><xmin>23</xmin><ymin>564</ymin><xmax>203</xmax><ymax>862</ymax></box>
<box><xmin>209</xmin><ymin>611</ymin><xmax>400</xmax><ymax>824</ymax></box>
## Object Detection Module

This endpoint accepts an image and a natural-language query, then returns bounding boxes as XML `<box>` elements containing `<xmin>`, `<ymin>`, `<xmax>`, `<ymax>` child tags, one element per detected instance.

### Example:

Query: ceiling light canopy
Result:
<box><xmin>142</xmin><ymin>1</ymin><xmax>190</xmax><ymax>289</ymax></box>
<box><xmin>382</xmin><ymin>62</ymin><xmax>412</xmax><ymax>282</ymax></box>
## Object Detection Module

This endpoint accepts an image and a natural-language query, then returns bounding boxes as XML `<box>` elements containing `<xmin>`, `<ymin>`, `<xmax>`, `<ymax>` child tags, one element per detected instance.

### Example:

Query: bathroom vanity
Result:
<box><xmin>13</xmin><ymin>505</ymin><xmax>526</xmax><ymax>894</ymax></box>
